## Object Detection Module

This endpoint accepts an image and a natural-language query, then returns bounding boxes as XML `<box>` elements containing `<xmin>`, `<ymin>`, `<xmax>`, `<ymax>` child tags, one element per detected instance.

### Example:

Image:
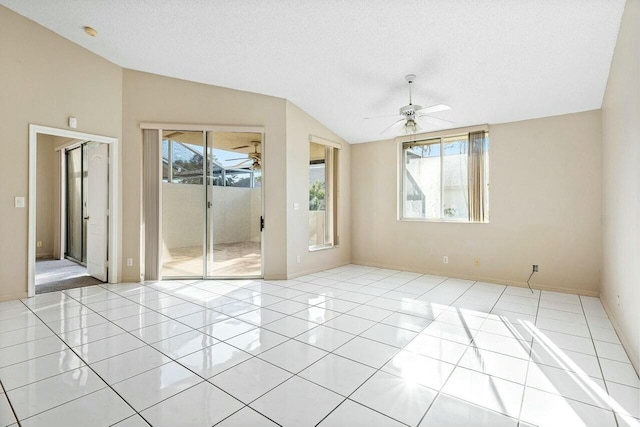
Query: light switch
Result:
<box><xmin>293</xmin><ymin>202</ymin><xmax>300</xmax><ymax>211</ymax></box>
<box><xmin>15</xmin><ymin>197</ymin><xmax>25</xmax><ymax>208</ymax></box>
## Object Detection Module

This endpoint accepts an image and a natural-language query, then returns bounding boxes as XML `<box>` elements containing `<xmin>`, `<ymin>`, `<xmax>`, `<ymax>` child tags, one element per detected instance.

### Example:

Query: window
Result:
<box><xmin>401</xmin><ymin>131</ymin><xmax>489</xmax><ymax>222</ymax></box>
<box><xmin>309</xmin><ymin>140</ymin><xmax>339</xmax><ymax>250</ymax></box>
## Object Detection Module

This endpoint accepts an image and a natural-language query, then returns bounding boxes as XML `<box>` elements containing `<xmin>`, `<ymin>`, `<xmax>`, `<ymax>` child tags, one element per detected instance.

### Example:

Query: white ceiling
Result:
<box><xmin>1</xmin><ymin>0</ymin><xmax>625</xmax><ymax>143</ymax></box>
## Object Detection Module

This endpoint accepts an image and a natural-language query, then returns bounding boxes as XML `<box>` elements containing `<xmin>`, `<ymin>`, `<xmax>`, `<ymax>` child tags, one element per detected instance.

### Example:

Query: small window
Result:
<box><xmin>309</xmin><ymin>140</ymin><xmax>339</xmax><ymax>250</ymax></box>
<box><xmin>401</xmin><ymin>131</ymin><xmax>489</xmax><ymax>222</ymax></box>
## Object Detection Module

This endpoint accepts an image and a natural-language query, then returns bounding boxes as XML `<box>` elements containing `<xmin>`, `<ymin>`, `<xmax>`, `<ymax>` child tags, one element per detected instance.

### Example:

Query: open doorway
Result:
<box><xmin>35</xmin><ymin>137</ymin><xmax>109</xmax><ymax>293</ymax></box>
<box><xmin>28</xmin><ymin>125</ymin><xmax>120</xmax><ymax>297</ymax></box>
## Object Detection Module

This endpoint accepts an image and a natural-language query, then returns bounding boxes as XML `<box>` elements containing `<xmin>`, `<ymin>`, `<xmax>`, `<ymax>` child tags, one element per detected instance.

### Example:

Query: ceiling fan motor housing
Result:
<box><xmin>399</xmin><ymin>104</ymin><xmax>422</xmax><ymax>119</ymax></box>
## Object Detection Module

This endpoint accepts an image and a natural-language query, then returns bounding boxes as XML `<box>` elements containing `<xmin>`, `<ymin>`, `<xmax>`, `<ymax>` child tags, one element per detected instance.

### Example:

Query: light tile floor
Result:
<box><xmin>0</xmin><ymin>264</ymin><xmax>638</xmax><ymax>427</ymax></box>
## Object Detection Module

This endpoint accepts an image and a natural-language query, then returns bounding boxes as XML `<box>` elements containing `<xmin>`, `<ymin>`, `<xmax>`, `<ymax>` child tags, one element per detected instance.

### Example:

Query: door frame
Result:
<box><xmin>28</xmin><ymin>125</ymin><xmax>120</xmax><ymax>297</ymax></box>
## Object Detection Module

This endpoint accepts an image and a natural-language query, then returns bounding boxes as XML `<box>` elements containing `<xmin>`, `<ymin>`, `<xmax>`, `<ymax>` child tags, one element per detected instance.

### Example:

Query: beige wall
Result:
<box><xmin>601</xmin><ymin>0</ymin><xmax>639</xmax><ymax>370</ymax></box>
<box><xmin>285</xmin><ymin>101</ymin><xmax>351</xmax><ymax>276</ymax></box>
<box><xmin>0</xmin><ymin>6</ymin><xmax>122</xmax><ymax>301</ymax></box>
<box><xmin>351</xmin><ymin>110</ymin><xmax>602</xmax><ymax>295</ymax></box>
<box><xmin>35</xmin><ymin>134</ymin><xmax>56</xmax><ymax>258</ymax></box>
<box><xmin>121</xmin><ymin>70</ymin><xmax>287</xmax><ymax>281</ymax></box>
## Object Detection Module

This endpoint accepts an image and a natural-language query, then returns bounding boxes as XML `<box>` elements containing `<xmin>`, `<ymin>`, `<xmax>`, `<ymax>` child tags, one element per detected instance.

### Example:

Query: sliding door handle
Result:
<box><xmin>260</xmin><ymin>216</ymin><xmax>265</xmax><ymax>232</ymax></box>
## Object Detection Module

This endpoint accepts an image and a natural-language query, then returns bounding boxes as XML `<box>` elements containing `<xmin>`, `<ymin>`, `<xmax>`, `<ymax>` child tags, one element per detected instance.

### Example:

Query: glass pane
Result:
<box><xmin>161</xmin><ymin>131</ymin><xmax>205</xmax><ymax>277</ymax></box>
<box><xmin>442</xmin><ymin>137</ymin><xmax>469</xmax><ymax>220</ymax></box>
<box><xmin>309</xmin><ymin>142</ymin><xmax>326</xmax><ymax>248</ymax></box>
<box><xmin>171</xmin><ymin>138</ymin><xmax>204</xmax><ymax>185</ymax></box>
<box><xmin>66</xmin><ymin>147</ymin><xmax>83</xmax><ymax>261</ymax></box>
<box><xmin>162</xmin><ymin>139</ymin><xmax>169</xmax><ymax>182</ymax></box>
<box><xmin>403</xmin><ymin>141</ymin><xmax>441</xmax><ymax>219</ymax></box>
<box><xmin>206</xmin><ymin>131</ymin><xmax>262</xmax><ymax>277</ymax></box>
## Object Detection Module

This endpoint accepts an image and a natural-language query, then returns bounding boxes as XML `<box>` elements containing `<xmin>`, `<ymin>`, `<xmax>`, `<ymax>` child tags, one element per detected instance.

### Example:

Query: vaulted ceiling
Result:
<box><xmin>1</xmin><ymin>0</ymin><xmax>625</xmax><ymax>143</ymax></box>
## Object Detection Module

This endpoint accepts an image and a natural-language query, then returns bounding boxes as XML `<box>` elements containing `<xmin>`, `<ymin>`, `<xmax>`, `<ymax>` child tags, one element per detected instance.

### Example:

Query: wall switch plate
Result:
<box><xmin>127</xmin><ymin>258</ymin><xmax>133</xmax><ymax>267</ymax></box>
<box><xmin>296</xmin><ymin>255</ymin><xmax>301</xmax><ymax>264</ymax></box>
<box><xmin>36</xmin><ymin>241</ymin><xmax>42</xmax><ymax>248</ymax></box>
<box><xmin>293</xmin><ymin>202</ymin><xmax>300</xmax><ymax>211</ymax></box>
<box><xmin>15</xmin><ymin>196</ymin><xmax>25</xmax><ymax>208</ymax></box>
<box><xmin>443</xmin><ymin>256</ymin><xmax>448</xmax><ymax>264</ymax></box>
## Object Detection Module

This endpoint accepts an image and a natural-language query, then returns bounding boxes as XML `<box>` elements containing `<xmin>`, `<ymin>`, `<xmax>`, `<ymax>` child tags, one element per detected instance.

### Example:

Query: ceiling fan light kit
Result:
<box><xmin>367</xmin><ymin>74</ymin><xmax>453</xmax><ymax>136</ymax></box>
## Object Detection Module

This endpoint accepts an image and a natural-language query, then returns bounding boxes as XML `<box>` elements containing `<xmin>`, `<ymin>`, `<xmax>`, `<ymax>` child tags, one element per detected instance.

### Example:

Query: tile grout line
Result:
<box><xmin>212</xmin><ymin>271</ymin><xmax>448</xmax><ymax>426</ymax></box>
<box><xmin>579</xmin><ymin>295</ymin><xmax>620</xmax><ymax>427</ymax></box>
<box><xmin>26</xmin><ymin>269</ymin><xmax>467</xmax><ymax>427</ymax></box>
<box><xmin>1</xmin><ymin>378</ymin><xmax>22</xmax><ymax>427</ymax></box>
<box><xmin>59</xmin><ymin>288</ymin><xmax>270</xmax><ymax>427</ymax></box>
<box><xmin>413</xmin><ymin>281</ymin><xmax>520</xmax><ymax>426</ymax></box>
<box><xmin>17</xmin><ymin>296</ymin><xmax>156</xmax><ymax>426</ymax></box>
<box><xmin>8</xmin><ymin>266</ymin><xmax>626</xmax><ymax>426</ymax></box>
<box><xmin>514</xmin><ymin>285</ymin><xmax>542</xmax><ymax>426</ymax></box>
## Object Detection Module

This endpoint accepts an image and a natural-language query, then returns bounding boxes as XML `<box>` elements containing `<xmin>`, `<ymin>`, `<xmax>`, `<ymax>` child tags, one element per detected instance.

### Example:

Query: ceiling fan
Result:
<box><xmin>228</xmin><ymin>141</ymin><xmax>261</xmax><ymax>170</ymax></box>
<box><xmin>366</xmin><ymin>74</ymin><xmax>453</xmax><ymax>135</ymax></box>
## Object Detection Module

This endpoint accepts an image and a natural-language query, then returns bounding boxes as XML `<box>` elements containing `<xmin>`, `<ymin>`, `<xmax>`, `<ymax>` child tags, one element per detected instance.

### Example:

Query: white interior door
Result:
<box><xmin>86</xmin><ymin>143</ymin><xmax>109</xmax><ymax>281</ymax></box>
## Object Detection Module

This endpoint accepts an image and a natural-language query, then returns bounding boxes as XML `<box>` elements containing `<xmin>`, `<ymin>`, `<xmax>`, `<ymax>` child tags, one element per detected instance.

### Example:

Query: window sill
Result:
<box><xmin>309</xmin><ymin>245</ymin><xmax>338</xmax><ymax>252</ymax></box>
<box><xmin>398</xmin><ymin>218</ymin><xmax>489</xmax><ymax>224</ymax></box>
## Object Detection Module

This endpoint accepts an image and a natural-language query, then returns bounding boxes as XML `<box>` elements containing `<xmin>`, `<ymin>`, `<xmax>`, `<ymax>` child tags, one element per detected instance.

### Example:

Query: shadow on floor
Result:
<box><xmin>35</xmin><ymin>259</ymin><xmax>103</xmax><ymax>294</ymax></box>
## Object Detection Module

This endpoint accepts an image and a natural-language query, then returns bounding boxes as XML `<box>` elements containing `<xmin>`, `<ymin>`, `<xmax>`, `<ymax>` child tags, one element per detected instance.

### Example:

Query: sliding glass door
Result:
<box><xmin>206</xmin><ymin>132</ymin><xmax>263</xmax><ymax>277</ymax></box>
<box><xmin>161</xmin><ymin>130</ymin><xmax>263</xmax><ymax>279</ymax></box>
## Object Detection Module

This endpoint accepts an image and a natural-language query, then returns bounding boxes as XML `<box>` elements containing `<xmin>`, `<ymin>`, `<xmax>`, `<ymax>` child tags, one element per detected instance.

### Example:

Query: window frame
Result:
<box><xmin>397</xmin><ymin>126</ymin><xmax>489</xmax><ymax>223</ymax></box>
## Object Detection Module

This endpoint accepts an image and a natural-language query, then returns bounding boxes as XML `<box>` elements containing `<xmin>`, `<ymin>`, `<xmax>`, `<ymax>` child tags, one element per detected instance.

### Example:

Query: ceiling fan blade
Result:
<box><xmin>231</xmin><ymin>145</ymin><xmax>250</xmax><ymax>150</ymax></box>
<box><xmin>416</xmin><ymin>115</ymin><xmax>456</xmax><ymax>127</ymax></box>
<box><xmin>381</xmin><ymin>119</ymin><xmax>406</xmax><ymax>135</ymax></box>
<box><xmin>364</xmin><ymin>113</ymin><xmax>402</xmax><ymax>120</ymax></box>
<box><xmin>416</xmin><ymin>104</ymin><xmax>451</xmax><ymax>115</ymax></box>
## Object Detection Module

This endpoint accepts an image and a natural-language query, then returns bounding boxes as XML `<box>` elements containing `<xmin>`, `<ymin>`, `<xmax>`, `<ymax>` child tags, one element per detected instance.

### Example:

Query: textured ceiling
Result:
<box><xmin>1</xmin><ymin>0</ymin><xmax>625</xmax><ymax>143</ymax></box>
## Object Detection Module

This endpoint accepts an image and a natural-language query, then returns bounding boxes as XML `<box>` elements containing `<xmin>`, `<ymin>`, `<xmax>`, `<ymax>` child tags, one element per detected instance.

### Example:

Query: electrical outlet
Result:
<box><xmin>296</xmin><ymin>255</ymin><xmax>301</xmax><ymax>264</ymax></box>
<box><xmin>127</xmin><ymin>258</ymin><xmax>133</xmax><ymax>267</ymax></box>
<box><xmin>36</xmin><ymin>241</ymin><xmax>43</xmax><ymax>248</ymax></box>
<box><xmin>473</xmin><ymin>258</ymin><xmax>480</xmax><ymax>267</ymax></box>
<box><xmin>617</xmin><ymin>295</ymin><xmax>620</xmax><ymax>306</ymax></box>
<box><xmin>532</xmin><ymin>264</ymin><xmax>539</xmax><ymax>272</ymax></box>
<box><xmin>443</xmin><ymin>256</ymin><xmax>448</xmax><ymax>264</ymax></box>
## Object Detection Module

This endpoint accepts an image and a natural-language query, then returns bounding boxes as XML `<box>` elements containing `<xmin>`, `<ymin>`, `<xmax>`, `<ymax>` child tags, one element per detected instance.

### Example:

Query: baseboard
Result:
<box><xmin>0</xmin><ymin>292</ymin><xmax>28</xmax><ymax>302</ymax></box>
<box><xmin>264</xmin><ymin>274</ymin><xmax>288</xmax><ymax>281</ymax></box>
<box><xmin>350</xmin><ymin>260</ymin><xmax>600</xmax><ymax>297</ymax></box>
<box><xmin>286</xmin><ymin>261</ymin><xmax>352</xmax><ymax>280</ymax></box>
<box><xmin>600</xmin><ymin>295</ymin><xmax>639</xmax><ymax>376</ymax></box>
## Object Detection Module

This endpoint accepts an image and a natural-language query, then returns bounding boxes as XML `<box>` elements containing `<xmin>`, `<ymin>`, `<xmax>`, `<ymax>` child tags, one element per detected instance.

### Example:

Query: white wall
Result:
<box><xmin>351</xmin><ymin>110</ymin><xmax>602</xmax><ymax>295</ymax></box>
<box><xmin>601</xmin><ymin>0</ymin><xmax>639</xmax><ymax>371</ymax></box>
